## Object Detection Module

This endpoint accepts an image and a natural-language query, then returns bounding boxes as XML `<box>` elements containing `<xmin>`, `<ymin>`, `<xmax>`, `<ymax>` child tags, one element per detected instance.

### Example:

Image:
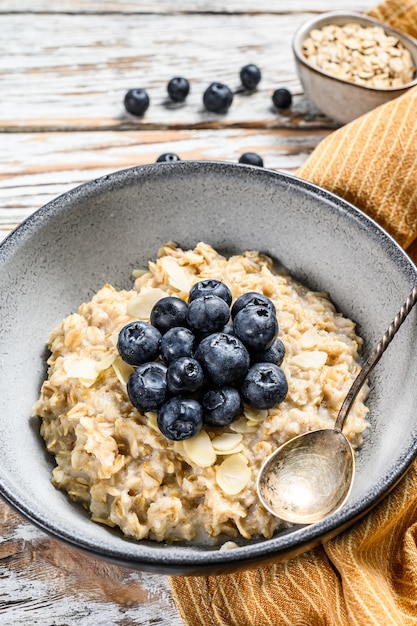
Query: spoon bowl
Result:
<box><xmin>257</xmin><ymin>284</ymin><xmax>417</xmax><ymax>524</ymax></box>
<box><xmin>257</xmin><ymin>429</ymin><xmax>355</xmax><ymax>524</ymax></box>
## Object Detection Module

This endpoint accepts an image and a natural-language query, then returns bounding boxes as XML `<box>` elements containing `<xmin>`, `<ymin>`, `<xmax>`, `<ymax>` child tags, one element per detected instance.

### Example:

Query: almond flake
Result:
<box><xmin>290</xmin><ymin>350</ymin><xmax>328</xmax><ymax>369</ymax></box>
<box><xmin>126</xmin><ymin>287</ymin><xmax>168</xmax><ymax>319</ymax></box>
<box><xmin>230</xmin><ymin>416</ymin><xmax>258</xmax><ymax>434</ymax></box>
<box><xmin>216</xmin><ymin>453</ymin><xmax>251</xmax><ymax>495</ymax></box>
<box><xmin>112</xmin><ymin>356</ymin><xmax>134</xmax><ymax>386</ymax></box>
<box><xmin>64</xmin><ymin>358</ymin><xmax>99</xmax><ymax>386</ymax></box>
<box><xmin>95</xmin><ymin>352</ymin><xmax>117</xmax><ymax>372</ymax></box>
<box><xmin>145</xmin><ymin>411</ymin><xmax>159</xmax><ymax>432</ymax></box>
<box><xmin>243</xmin><ymin>406</ymin><xmax>268</xmax><ymax>424</ymax></box>
<box><xmin>160</xmin><ymin>256</ymin><xmax>193</xmax><ymax>292</ymax></box>
<box><xmin>183</xmin><ymin>430</ymin><xmax>217</xmax><ymax>467</ymax></box>
<box><xmin>300</xmin><ymin>328</ymin><xmax>321</xmax><ymax>348</ymax></box>
<box><xmin>211</xmin><ymin>433</ymin><xmax>243</xmax><ymax>453</ymax></box>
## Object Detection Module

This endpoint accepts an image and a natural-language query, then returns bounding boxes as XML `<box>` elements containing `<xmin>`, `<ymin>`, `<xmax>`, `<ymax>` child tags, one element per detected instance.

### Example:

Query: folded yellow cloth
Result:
<box><xmin>169</xmin><ymin>2</ymin><xmax>417</xmax><ymax>624</ymax></box>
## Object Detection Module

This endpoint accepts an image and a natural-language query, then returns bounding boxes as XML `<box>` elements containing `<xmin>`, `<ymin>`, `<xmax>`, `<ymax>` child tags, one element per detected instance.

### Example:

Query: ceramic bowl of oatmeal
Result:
<box><xmin>292</xmin><ymin>11</ymin><xmax>417</xmax><ymax>124</ymax></box>
<box><xmin>0</xmin><ymin>161</ymin><xmax>416</xmax><ymax>576</ymax></box>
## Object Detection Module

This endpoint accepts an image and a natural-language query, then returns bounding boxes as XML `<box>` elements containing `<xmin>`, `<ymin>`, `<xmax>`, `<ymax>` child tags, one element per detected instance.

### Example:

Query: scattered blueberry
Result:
<box><xmin>272</xmin><ymin>87</ymin><xmax>292</xmax><ymax>109</ymax></box>
<box><xmin>189</xmin><ymin>279</ymin><xmax>232</xmax><ymax>306</ymax></box>
<box><xmin>194</xmin><ymin>332</ymin><xmax>250</xmax><ymax>386</ymax></box>
<box><xmin>234</xmin><ymin>305</ymin><xmax>278</xmax><ymax>351</ymax></box>
<box><xmin>241</xmin><ymin>362</ymin><xmax>288</xmax><ymax>409</ymax></box>
<box><xmin>156</xmin><ymin>153</ymin><xmax>181</xmax><ymax>163</ymax></box>
<box><xmin>158</xmin><ymin>396</ymin><xmax>203</xmax><ymax>440</ymax></box>
<box><xmin>167</xmin><ymin>356</ymin><xmax>204</xmax><ymax>394</ymax></box>
<box><xmin>231</xmin><ymin>291</ymin><xmax>275</xmax><ymax>319</ymax></box>
<box><xmin>127</xmin><ymin>362</ymin><xmax>168</xmax><ymax>412</ymax></box>
<box><xmin>203</xmin><ymin>82</ymin><xmax>233</xmax><ymax>113</ymax></box>
<box><xmin>150</xmin><ymin>296</ymin><xmax>188</xmax><ymax>333</ymax></box>
<box><xmin>124</xmin><ymin>88</ymin><xmax>150</xmax><ymax>116</ymax></box>
<box><xmin>238</xmin><ymin>152</ymin><xmax>264</xmax><ymax>167</ymax></box>
<box><xmin>186</xmin><ymin>295</ymin><xmax>230</xmax><ymax>335</ymax></box>
<box><xmin>160</xmin><ymin>326</ymin><xmax>195</xmax><ymax>364</ymax></box>
<box><xmin>202</xmin><ymin>387</ymin><xmax>242</xmax><ymax>427</ymax></box>
<box><xmin>117</xmin><ymin>321</ymin><xmax>161</xmax><ymax>366</ymax></box>
<box><xmin>251</xmin><ymin>336</ymin><xmax>285</xmax><ymax>366</ymax></box>
<box><xmin>240</xmin><ymin>64</ymin><xmax>262</xmax><ymax>90</ymax></box>
<box><xmin>167</xmin><ymin>76</ymin><xmax>190</xmax><ymax>102</ymax></box>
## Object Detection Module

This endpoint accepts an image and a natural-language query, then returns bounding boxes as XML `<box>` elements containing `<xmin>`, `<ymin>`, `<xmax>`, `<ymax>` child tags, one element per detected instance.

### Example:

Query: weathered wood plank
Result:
<box><xmin>0</xmin><ymin>1</ymin><xmax>377</xmax><ymax>15</ymax></box>
<box><xmin>0</xmin><ymin>500</ymin><xmax>182</xmax><ymax>625</ymax></box>
<box><xmin>1</xmin><ymin>12</ymin><xmax>344</xmax><ymax>132</ymax></box>
<box><xmin>0</xmin><ymin>127</ymin><xmax>330</xmax><ymax>240</ymax></box>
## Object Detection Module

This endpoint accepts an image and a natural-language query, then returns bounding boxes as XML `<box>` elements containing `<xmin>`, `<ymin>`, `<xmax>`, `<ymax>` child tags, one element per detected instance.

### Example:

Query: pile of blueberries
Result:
<box><xmin>117</xmin><ymin>279</ymin><xmax>288</xmax><ymax>441</ymax></box>
<box><xmin>124</xmin><ymin>63</ymin><xmax>293</xmax><ymax>116</ymax></box>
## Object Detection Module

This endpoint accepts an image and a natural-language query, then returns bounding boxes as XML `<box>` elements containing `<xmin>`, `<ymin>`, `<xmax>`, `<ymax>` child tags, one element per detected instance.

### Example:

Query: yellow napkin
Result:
<box><xmin>169</xmin><ymin>2</ymin><xmax>417</xmax><ymax>624</ymax></box>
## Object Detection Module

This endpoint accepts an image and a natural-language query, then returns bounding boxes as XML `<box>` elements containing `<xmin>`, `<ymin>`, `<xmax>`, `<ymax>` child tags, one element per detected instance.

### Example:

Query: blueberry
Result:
<box><xmin>156</xmin><ymin>153</ymin><xmax>181</xmax><ymax>163</ymax></box>
<box><xmin>127</xmin><ymin>362</ymin><xmax>167</xmax><ymax>412</ymax></box>
<box><xmin>150</xmin><ymin>297</ymin><xmax>188</xmax><ymax>333</ymax></box>
<box><xmin>160</xmin><ymin>326</ymin><xmax>195</xmax><ymax>364</ymax></box>
<box><xmin>222</xmin><ymin>322</ymin><xmax>236</xmax><ymax>336</ymax></box>
<box><xmin>186</xmin><ymin>295</ymin><xmax>230</xmax><ymax>335</ymax></box>
<box><xmin>241</xmin><ymin>362</ymin><xmax>288</xmax><ymax>409</ymax></box>
<box><xmin>238</xmin><ymin>152</ymin><xmax>264</xmax><ymax>167</ymax></box>
<box><xmin>272</xmin><ymin>88</ymin><xmax>292</xmax><ymax>109</ymax></box>
<box><xmin>167</xmin><ymin>76</ymin><xmax>190</xmax><ymax>102</ymax></box>
<box><xmin>194</xmin><ymin>332</ymin><xmax>250</xmax><ymax>386</ymax></box>
<box><xmin>117</xmin><ymin>321</ymin><xmax>161</xmax><ymax>366</ymax></box>
<box><xmin>251</xmin><ymin>337</ymin><xmax>285</xmax><ymax>366</ymax></box>
<box><xmin>202</xmin><ymin>387</ymin><xmax>242</xmax><ymax>427</ymax></box>
<box><xmin>234</xmin><ymin>305</ymin><xmax>278</xmax><ymax>351</ymax></box>
<box><xmin>124</xmin><ymin>88</ymin><xmax>150</xmax><ymax>116</ymax></box>
<box><xmin>240</xmin><ymin>64</ymin><xmax>261</xmax><ymax>90</ymax></box>
<box><xmin>189</xmin><ymin>279</ymin><xmax>232</xmax><ymax>306</ymax></box>
<box><xmin>231</xmin><ymin>291</ymin><xmax>276</xmax><ymax>319</ymax></box>
<box><xmin>203</xmin><ymin>82</ymin><xmax>233</xmax><ymax>113</ymax></box>
<box><xmin>158</xmin><ymin>396</ymin><xmax>203</xmax><ymax>440</ymax></box>
<box><xmin>167</xmin><ymin>357</ymin><xmax>204</xmax><ymax>394</ymax></box>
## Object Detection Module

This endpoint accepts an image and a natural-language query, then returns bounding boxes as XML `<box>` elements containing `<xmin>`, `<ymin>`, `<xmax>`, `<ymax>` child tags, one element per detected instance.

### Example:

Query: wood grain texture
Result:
<box><xmin>0</xmin><ymin>127</ymin><xmax>330</xmax><ymax>239</ymax></box>
<box><xmin>0</xmin><ymin>1</ymin><xmax>377</xmax><ymax>15</ymax></box>
<box><xmin>0</xmin><ymin>501</ymin><xmax>182</xmax><ymax>625</ymax></box>
<box><xmin>1</xmin><ymin>12</ymin><xmax>331</xmax><ymax>131</ymax></box>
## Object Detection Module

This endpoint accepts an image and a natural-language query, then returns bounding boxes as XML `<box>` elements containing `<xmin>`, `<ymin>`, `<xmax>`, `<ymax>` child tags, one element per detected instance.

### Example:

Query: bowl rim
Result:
<box><xmin>292</xmin><ymin>10</ymin><xmax>417</xmax><ymax>94</ymax></box>
<box><xmin>1</xmin><ymin>160</ymin><xmax>417</xmax><ymax>574</ymax></box>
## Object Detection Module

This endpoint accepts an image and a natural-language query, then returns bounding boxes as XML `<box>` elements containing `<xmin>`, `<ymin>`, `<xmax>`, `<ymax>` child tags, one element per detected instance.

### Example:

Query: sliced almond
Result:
<box><xmin>230</xmin><ymin>416</ymin><xmax>258</xmax><ymax>434</ymax></box>
<box><xmin>64</xmin><ymin>358</ymin><xmax>99</xmax><ymax>387</ymax></box>
<box><xmin>290</xmin><ymin>350</ymin><xmax>328</xmax><ymax>370</ymax></box>
<box><xmin>300</xmin><ymin>328</ymin><xmax>321</xmax><ymax>348</ymax></box>
<box><xmin>183</xmin><ymin>430</ymin><xmax>217</xmax><ymax>467</ymax></box>
<box><xmin>243</xmin><ymin>406</ymin><xmax>268</xmax><ymax>424</ymax></box>
<box><xmin>216</xmin><ymin>453</ymin><xmax>251</xmax><ymax>495</ymax></box>
<box><xmin>160</xmin><ymin>256</ymin><xmax>194</xmax><ymax>292</ymax></box>
<box><xmin>126</xmin><ymin>287</ymin><xmax>168</xmax><ymax>319</ymax></box>
<box><xmin>211</xmin><ymin>433</ymin><xmax>243</xmax><ymax>453</ymax></box>
<box><xmin>145</xmin><ymin>411</ymin><xmax>159</xmax><ymax>432</ymax></box>
<box><xmin>95</xmin><ymin>352</ymin><xmax>117</xmax><ymax>372</ymax></box>
<box><xmin>112</xmin><ymin>356</ymin><xmax>134</xmax><ymax>386</ymax></box>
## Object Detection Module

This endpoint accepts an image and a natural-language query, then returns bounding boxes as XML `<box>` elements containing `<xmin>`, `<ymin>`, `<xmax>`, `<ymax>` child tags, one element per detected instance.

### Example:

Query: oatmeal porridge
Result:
<box><xmin>34</xmin><ymin>242</ymin><xmax>369</xmax><ymax>543</ymax></box>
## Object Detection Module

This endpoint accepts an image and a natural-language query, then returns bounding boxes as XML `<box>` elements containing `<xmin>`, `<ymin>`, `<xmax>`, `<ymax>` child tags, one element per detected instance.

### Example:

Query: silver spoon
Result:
<box><xmin>257</xmin><ymin>285</ymin><xmax>417</xmax><ymax>525</ymax></box>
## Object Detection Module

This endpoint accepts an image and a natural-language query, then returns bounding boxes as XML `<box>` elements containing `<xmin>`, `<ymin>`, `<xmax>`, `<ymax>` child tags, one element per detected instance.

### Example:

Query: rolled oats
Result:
<box><xmin>303</xmin><ymin>22</ymin><xmax>415</xmax><ymax>88</ymax></box>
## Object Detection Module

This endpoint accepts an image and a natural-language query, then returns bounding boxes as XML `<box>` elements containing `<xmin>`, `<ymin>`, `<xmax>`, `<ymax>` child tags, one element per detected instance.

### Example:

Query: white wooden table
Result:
<box><xmin>0</xmin><ymin>1</ymin><xmax>376</xmax><ymax>623</ymax></box>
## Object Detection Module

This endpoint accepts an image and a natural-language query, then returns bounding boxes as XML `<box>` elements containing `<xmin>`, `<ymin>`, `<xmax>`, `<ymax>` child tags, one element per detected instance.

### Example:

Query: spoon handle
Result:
<box><xmin>334</xmin><ymin>284</ymin><xmax>417</xmax><ymax>432</ymax></box>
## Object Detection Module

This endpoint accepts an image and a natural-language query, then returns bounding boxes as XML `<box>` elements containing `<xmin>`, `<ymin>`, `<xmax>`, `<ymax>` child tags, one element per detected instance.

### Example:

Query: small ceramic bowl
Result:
<box><xmin>292</xmin><ymin>11</ymin><xmax>417</xmax><ymax>124</ymax></box>
<box><xmin>0</xmin><ymin>161</ymin><xmax>417</xmax><ymax>576</ymax></box>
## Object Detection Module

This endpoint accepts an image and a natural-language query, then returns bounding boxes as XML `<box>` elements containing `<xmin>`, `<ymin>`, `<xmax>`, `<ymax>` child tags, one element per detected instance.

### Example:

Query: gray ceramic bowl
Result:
<box><xmin>1</xmin><ymin>161</ymin><xmax>417</xmax><ymax>576</ymax></box>
<box><xmin>292</xmin><ymin>11</ymin><xmax>417</xmax><ymax>124</ymax></box>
